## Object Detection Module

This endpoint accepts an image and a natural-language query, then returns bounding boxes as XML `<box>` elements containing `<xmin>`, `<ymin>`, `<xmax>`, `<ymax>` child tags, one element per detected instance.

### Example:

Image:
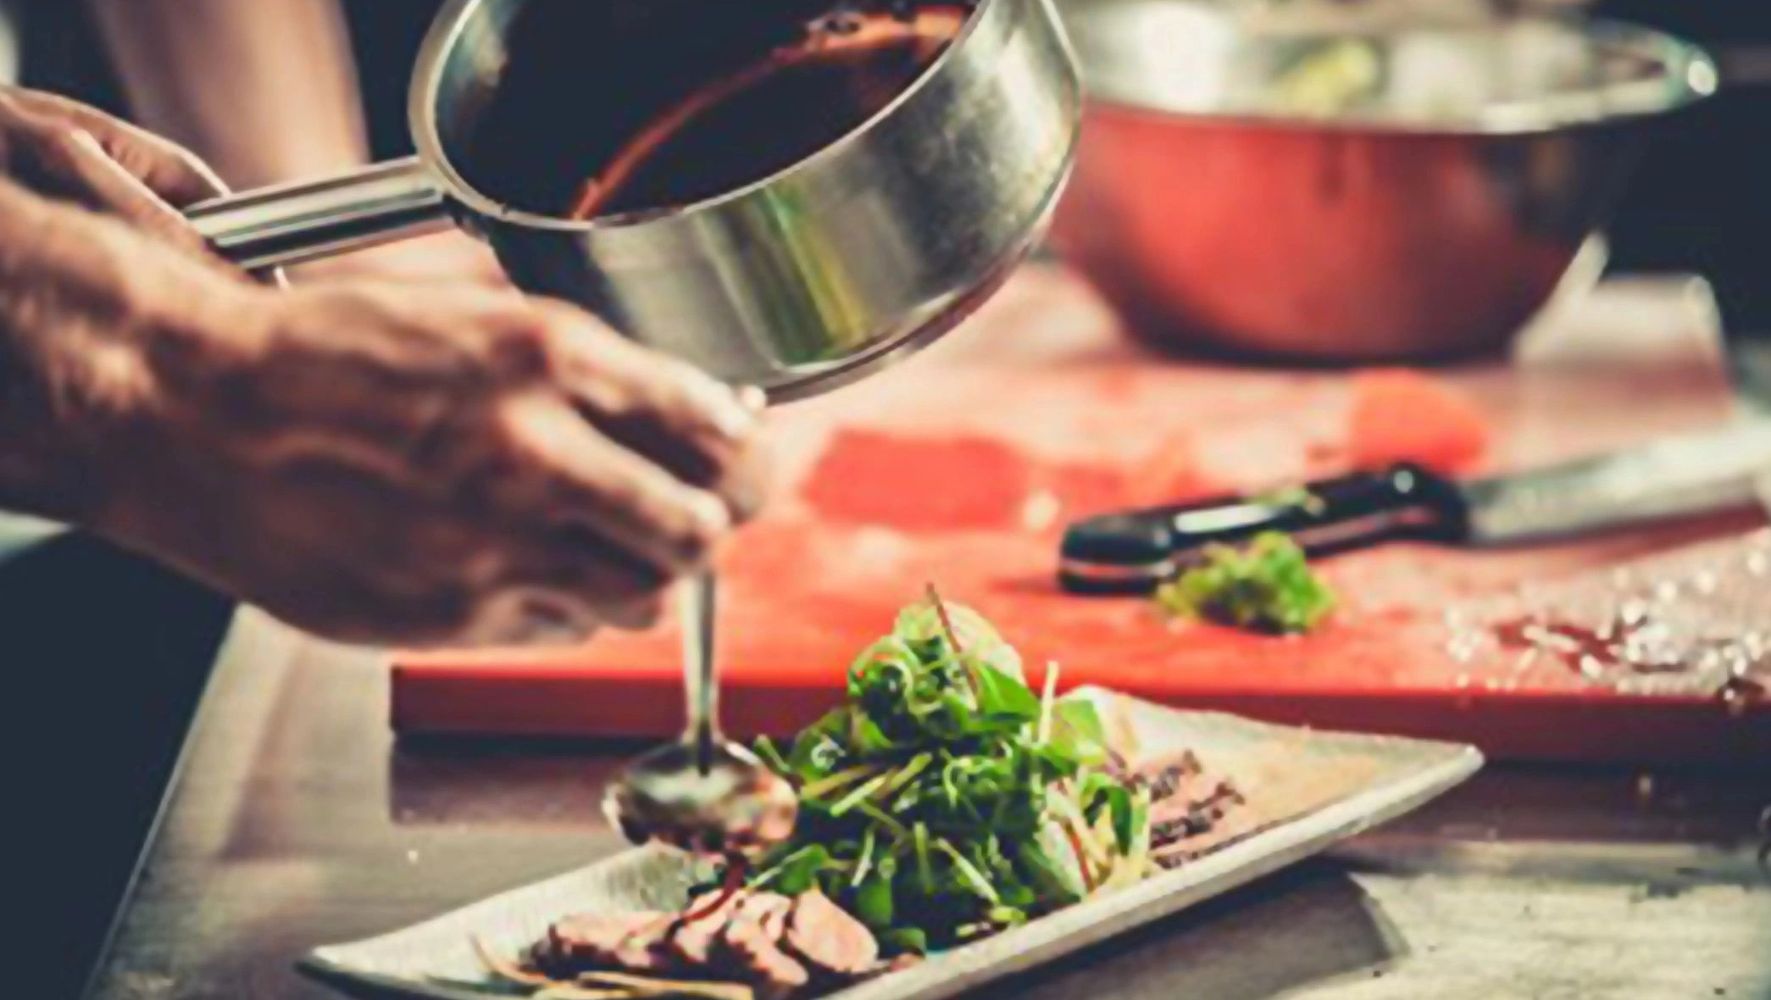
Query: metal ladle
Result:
<box><xmin>603</xmin><ymin>572</ymin><xmax>798</xmax><ymax>856</ymax></box>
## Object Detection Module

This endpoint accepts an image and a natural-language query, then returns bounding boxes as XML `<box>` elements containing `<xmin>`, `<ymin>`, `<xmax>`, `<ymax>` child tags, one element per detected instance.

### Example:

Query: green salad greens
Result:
<box><xmin>1155</xmin><ymin>531</ymin><xmax>1335</xmax><ymax>635</ymax></box>
<box><xmin>745</xmin><ymin>591</ymin><xmax>1151</xmax><ymax>954</ymax></box>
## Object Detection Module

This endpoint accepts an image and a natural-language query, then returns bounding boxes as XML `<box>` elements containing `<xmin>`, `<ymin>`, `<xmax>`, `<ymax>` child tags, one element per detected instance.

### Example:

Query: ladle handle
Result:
<box><xmin>682</xmin><ymin>570</ymin><xmax>720</xmax><ymax>773</ymax></box>
<box><xmin>184</xmin><ymin>157</ymin><xmax>452</xmax><ymax>271</ymax></box>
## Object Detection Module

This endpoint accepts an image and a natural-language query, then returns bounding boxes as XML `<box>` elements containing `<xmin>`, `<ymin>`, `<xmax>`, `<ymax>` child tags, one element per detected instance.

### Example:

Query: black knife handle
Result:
<box><xmin>1058</xmin><ymin>464</ymin><xmax>1470</xmax><ymax>594</ymax></box>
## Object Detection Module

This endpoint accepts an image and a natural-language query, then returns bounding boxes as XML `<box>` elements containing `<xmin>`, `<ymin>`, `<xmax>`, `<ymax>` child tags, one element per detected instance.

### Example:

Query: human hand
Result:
<box><xmin>0</xmin><ymin>88</ymin><xmax>505</xmax><ymax>290</ymax></box>
<box><xmin>96</xmin><ymin>281</ymin><xmax>771</xmax><ymax>647</ymax></box>
<box><xmin>0</xmin><ymin>86</ymin><xmax>226</xmax><ymax>255</ymax></box>
<box><xmin>0</xmin><ymin>187</ymin><xmax>769</xmax><ymax>648</ymax></box>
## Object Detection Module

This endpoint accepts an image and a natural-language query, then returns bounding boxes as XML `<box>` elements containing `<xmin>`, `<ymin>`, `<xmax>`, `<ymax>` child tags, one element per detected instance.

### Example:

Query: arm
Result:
<box><xmin>84</xmin><ymin>0</ymin><xmax>368</xmax><ymax>189</ymax></box>
<box><xmin>86</xmin><ymin>0</ymin><xmax>504</xmax><ymax>284</ymax></box>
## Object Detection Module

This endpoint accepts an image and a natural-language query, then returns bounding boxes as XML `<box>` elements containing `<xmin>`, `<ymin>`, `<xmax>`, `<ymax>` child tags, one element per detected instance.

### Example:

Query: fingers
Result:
<box><xmin>412</xmin><ymin>298</ymin><xmax>773</xmax><ymax>643</ymax></box>
<box><xmin>410</xmin><ymin>523</ymin><xmax>670</xmax><ymax>648</ymax></box>
<box><xmin>138</xmin><ymin>273</ymin><xmax>778</xmax><ymax>651</ymax></box>
<box><xmin>492</xmin><ymin>391</ymin><xmax>735</xmax><ymax>577</ymax></box>
<box><xmin>504</xmin><ymin>528</ymin><xmax>672</xmax><ymax>630</ymax></box>
<box><xmin>29</xmin><ymin>127</ymin><xmax>213</xmax><ymax>255</ymax></box>
<box><xmin>421</xmin><ymin>524</ymin><xmax>673</xmax><ymax>647</ymax></box>
<box><xmin>457</xmin><ymin>588</ymin><xmax>606</xmax><ymax>648</ymax></box>
<box><xmin>0</xmin><ymin>87</ymin><xmax>226</xmax><ymax>263</ymax></box>
<box><xmin>524</xmin><ymin>298</ymin><xmax>772</xmax><ymax>521</ymax></box>
<box><xmin>0</xmin><ymin>87</ymin><xmax>226</xmax><ymax>207</ymax></box>
<box><xmin>239</xmin><ymin>284</ymin><xmax>766</xmax><ymax>645</ymax></box>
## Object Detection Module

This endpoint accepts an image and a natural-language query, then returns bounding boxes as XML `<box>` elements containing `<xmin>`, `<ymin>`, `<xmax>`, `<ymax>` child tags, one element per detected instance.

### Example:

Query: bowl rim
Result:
<box><xmin>1067</xmin><ymin>8</ymin><xmax>1718</xmax><ymax>137</ymax></box>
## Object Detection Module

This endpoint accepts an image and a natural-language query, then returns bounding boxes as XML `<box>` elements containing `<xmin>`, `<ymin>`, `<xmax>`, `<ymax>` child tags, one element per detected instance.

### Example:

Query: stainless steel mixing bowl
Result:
<box><xmin>1051</xmin><ymin>0</ymin><xmax>1716</xmax><ymax>362</ymax></box>
<box><xmin>185</xmin><ymin>0</ymin><xmax>1081</xmax><ymax>400</ymax></box>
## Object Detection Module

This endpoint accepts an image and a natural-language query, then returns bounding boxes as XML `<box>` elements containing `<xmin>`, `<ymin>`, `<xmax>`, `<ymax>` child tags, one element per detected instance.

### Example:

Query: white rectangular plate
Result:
<box><xmin>302</xmin><ymin>689</ymin><xmax>1483</xmax><ymax>1000</ymax></box>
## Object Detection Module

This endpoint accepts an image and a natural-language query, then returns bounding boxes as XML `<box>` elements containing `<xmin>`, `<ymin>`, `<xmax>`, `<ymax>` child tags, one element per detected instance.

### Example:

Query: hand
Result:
<box><xmin>102</xmin><ymin>282</ymin><xmax>771</xmax><ymax>647</ymax></box>
<box><xmin>0</xmin><ymin>188</ymin><xmax>770</xmax><ymax>649</ymax></box>
<box><xmin>0</xmin><ymin>86</ymin><xmax>226</xmax><ymax>255</ymax></box>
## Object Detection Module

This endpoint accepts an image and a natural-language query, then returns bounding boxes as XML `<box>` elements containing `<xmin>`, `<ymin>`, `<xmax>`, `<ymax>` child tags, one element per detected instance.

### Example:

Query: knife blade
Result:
<box><xmin>1059</xmin><ymin>421</ymin><xmax>1771</xmax><ymax>594</ymax></box>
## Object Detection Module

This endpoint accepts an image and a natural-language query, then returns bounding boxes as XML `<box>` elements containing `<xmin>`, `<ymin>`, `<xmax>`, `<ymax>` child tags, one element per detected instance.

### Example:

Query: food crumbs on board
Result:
<box><xmin>1492</xmin><ymin>608</ymin><xmax>1770</xmax><ymax>707</ymax></box>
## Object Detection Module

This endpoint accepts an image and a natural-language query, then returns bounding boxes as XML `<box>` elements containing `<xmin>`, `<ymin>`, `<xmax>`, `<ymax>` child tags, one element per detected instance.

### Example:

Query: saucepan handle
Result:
<box><xmin>183</xmin><ymin>156</ymin><xmax>453</xmax><ymax>271</ymax></box>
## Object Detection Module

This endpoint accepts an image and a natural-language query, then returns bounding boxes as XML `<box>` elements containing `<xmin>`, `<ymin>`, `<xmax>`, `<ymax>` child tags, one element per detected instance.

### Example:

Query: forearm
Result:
<box><xmin>0</xmin><ymin>178</ymin><xmax>253</xmax><ymax>524</ymax></box>
<box><xmin>86</xmin><ymin>0</ymin><xmax>368</xmax><ymax>188</ymax></box>
<box><xmin>86</xmin><ymin>0</ymin><xmax>507</xmax><ymax>285</ymax></box>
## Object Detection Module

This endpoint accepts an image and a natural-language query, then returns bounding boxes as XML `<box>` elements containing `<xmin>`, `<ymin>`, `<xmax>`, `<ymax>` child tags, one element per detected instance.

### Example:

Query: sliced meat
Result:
<box><xmin>888</xmin><ymin>953</ymin><xmax>922</xmax><ymax>973</ymax></box>
<box><xmin>879</xmin><ymin>953</ymin><xmax>923</xmax><ymax>976</ymax></box>
<box><xmin>1141</xmin><ymin>750</ymin><xmax>1246</xmax><ymax>866</ymax></box>
<box><xmin>533</xmin><ymin>911</ymin><xmax>673</xmax><ymax>975</ymax></box>
<box><xmin>721</xmin><ymin>893</ymin><xmax>793</xmax><ymax>944</ymax></box>
<box><xmin>718</xmin><ymin>893</ymin><xmax>808</xmax><ymax>999</ymax></box>
<box><xmin>670</xmin><ymin>889</ymin><xmax>748</xmax><ymax>967</ymax></box>
<box><xmin>751</xmin><ymin>894</ymin><xmax>792</xmax><ymax>944</ymax></box>
<box><xmin>1147</xmin><ymin>760</ymin><xmax>1244</xmax><ymax>840</ymax></box>
<box><xmin>1142</xmin><ymin>750</ymin><xmax>1203</xmax><ymax>802</ymax></box>
<box><xmin>1150</xmin><ymin>778</ymin><xmax>1250</xmax><ymax>866</ymax></box>
<box><xmin>783</xmin><ymin>888</ymin><xmax>879</xmax><ymax>976</ymax></box>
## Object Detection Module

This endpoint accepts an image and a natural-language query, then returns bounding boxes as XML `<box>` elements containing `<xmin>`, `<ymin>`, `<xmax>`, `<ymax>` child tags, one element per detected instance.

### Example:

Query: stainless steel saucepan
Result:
<box><xmin>184</xmin><ymin>0</ymin><xmax>1081</xmax><ymax>400</ymax></box>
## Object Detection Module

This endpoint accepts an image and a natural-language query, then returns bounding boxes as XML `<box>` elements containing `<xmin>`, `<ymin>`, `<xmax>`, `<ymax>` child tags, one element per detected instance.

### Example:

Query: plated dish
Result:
<box><xmin>306</xmin><ymin>599</ymin><xmax>1481</xmax><ymax>1000</ymax></box>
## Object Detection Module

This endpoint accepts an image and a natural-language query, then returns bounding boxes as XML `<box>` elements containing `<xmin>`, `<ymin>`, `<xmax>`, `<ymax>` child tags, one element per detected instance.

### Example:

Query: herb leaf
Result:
<box><xmin>1154</xmin><ymin>531</ymin><xmax>1336</xmax><ymax>634</ymax></box>
<box><xmin>744</xmin><ymin>592</ymin><xmax>1148</xmax><ymax>954</ymax></box>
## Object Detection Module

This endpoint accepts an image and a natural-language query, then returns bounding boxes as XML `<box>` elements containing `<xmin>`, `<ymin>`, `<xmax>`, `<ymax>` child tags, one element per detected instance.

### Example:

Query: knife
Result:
<box><xmin>1059</xmin><ymin>421</ymin><xmax>1771</xmax><ymax>594</ymax></box>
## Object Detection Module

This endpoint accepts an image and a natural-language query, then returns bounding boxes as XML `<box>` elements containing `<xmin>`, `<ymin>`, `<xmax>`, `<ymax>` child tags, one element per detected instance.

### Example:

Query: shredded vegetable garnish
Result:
<box><xmin>741</xmin><ymin>589</ymin><xmax>1154</xmax><ymax>954</ymax></box>
<box><xmin>1155</xmin><ymin>531</ymin><xmax>1336</xmax><ymax>635</ymax></box>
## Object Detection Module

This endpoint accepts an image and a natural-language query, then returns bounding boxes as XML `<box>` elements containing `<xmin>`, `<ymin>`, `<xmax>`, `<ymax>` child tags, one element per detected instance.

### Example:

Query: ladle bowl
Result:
<box><xmin>604</xmin><ymin>740</ymin><xmax>799</xmax><ymax>856</ymax></box>
<box><xmin>602</xmin><ymin>573</ymin><xmax>798</xmax><ymax>858</ymax></box>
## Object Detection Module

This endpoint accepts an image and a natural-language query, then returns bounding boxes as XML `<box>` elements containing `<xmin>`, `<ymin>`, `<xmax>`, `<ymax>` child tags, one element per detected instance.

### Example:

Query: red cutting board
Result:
<box><xmin>393</xmin><ymin>267</ymin><xmax>1771</xmax><ymax>763</ymax></box>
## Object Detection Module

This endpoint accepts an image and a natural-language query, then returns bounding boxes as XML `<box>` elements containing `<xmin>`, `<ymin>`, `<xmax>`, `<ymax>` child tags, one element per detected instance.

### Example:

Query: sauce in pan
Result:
<box><xmin>571</xmin><ymin>5</ymin><xmax>970</xmax><ymax>218</ymax></box>
<box><xmin>462</xmin><ymin>1</ymin><xmax>973</xmax><ymax>221</ymax></box>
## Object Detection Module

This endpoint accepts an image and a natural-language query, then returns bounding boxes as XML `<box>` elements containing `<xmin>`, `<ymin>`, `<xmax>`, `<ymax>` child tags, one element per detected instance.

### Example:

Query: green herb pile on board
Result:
<box><xmin>1155</xmin><ymin>531</ymin><xmax>1335</xmax><ymax>634</ymax></box>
